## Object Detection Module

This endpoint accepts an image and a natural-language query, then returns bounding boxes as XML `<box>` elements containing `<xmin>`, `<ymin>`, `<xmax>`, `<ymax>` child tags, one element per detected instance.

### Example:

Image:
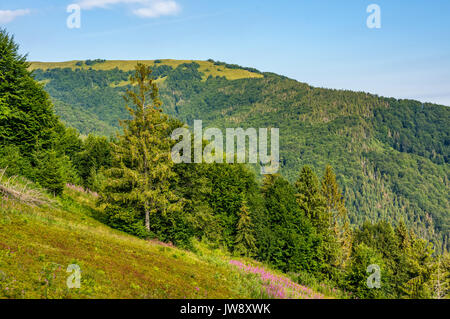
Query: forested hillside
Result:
<box><xmin>2</xmin><ymin>28</ymin><xmax>449</xmax><ymax>299</ymax></box>
<box><xmin>31</xmin><ymin>60</ymin><xmax>450</xmax><ymax>252</ymax></box>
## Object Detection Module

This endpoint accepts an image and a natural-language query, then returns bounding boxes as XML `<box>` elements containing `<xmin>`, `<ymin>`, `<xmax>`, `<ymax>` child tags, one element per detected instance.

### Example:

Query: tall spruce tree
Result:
<box><xmin>261</xmin><ymin>174</ymin><xmax>317</xmax><ymax>273</ymax></box>
<box><xmin>234</xmin><ymin>196</ymin><xmax>257</xmax><ymax>257</ymax></box>
<box><xmin>321</xmin><ymin>165</ymin><xmax>352</xmax><ymax>268</ymax></box>
<box><xmin>295</xmin><ymin>166</ymin><xmax>340</xmax><ymax>278</ymax></box>
<box><xmin>100</xmin><ymin>63</ymin><xmax>180</xmax><ymax>234</ymax></box>
<box><xmin>294</xmin><ymin>166</ymin><xmax>328</xmax><ymax>231</ymax></box>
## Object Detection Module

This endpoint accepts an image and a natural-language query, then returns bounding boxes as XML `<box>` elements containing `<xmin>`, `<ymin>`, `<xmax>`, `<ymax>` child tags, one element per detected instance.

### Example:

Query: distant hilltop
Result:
<box><xmin>29</xmin><ymin>59</ymin><xmax>264</xmax><ymax>81</ymax></box>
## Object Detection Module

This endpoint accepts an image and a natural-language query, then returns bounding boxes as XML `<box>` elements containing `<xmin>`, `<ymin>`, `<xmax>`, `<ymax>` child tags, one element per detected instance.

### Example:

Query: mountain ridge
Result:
<box><xmin>29</xmin><ymin>59</ymin><xmax>450</xmax><ymax>107</ymax></box>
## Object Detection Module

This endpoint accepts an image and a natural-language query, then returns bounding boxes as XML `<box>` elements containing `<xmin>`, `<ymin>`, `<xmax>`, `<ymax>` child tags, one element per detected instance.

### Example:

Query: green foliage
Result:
<box><xmin>0</xmin><ymin>145</ymin><xmax>33</xmax><ymax>177</ymax></box>
<box><xmin>209</xmin><ymin>59</ymin><xmax>262</xmax><ymax>74</ymax></box>
<box><xmin>373</xmin><ymin>99</ymin><xmax>449</xmax><ymax>164</ymax></box>
<box><xmin>0</xmin><ymin>29</ymin><xmax>58</xmax><ymax>153</ymax></box>
<box><xmin>347</xmin><ymin>219</ymin><xmax>438</xmax><ymax>298</ymax></box>
<box><xmin>429</xmin><ymin>253</ymin><xmax>450</xmax><ymax>299</ymax></box>
<box><xmin>172</xmin><ymin>159</ymin><xmax>221</xmax><ymax>245</ymax></box>
<box><xmin>84</xmin><ymin>59</ymin><xmax>106</xmax><ymax>66</ymax></box>
<box><xmin>2</xmin><ymin>30</ymin><xmax>446</xmax><ymax>300</ymax></box>
<box><xmin>174</xmin><ymin>156</ymin><xmax>267</xmax><ymax>249</ymax></box>
<box><xmin>234</xmin><ymin>196</ymin><xmax>257</xmax><ymax>257</ymax></box>
<box><xmin>206</xmin><ymin>163</ymin><xmax>264</xmax><ymax>249</ymax></box>
<box><xmin>295</xmin><ymin>166</ymin><xmax>328</xmax><ymax>231</ymax></box>
<box><xmin>33</xmin><ymin>149</ymin><xmax>65</xmax><ymax>196</ymax></box>
<box><xmin>260</xmin><ymin>174</ymin><xmax>317</xmax><ymax>274</ymax></box>
<box><xmin>73</xmin><ymin>134</ymin><xmax>112</xmax><ymax>190</ymax></box>
<box><xmin>345</xmin><ymin>243</ymin><xmax>389</xmax><ymax>299</ymax></box>
<box><xmin>294</xmin><ymin>166</ymin><xmax>341</xmax><ymax>281</ymax></box>
<box><xmin>321</xmin><ymin>165</ymin><xmax>352</xmax><ymax>268</ymax></box>
<box><xmin>0</xmin><ymin>29</ymin><xmax>82</xmax><ymax>195</ymax></box>
<box><xmin>32</xmin><ymin>64</ymin><xmax>173</xmax><ymax>135</ymax></box>
<box><xmin>52</xmin><ymin>99</ymin><xmax>117</xmax><ymax>136</ymax></box>
<box><xmin>99</xmin><ymin>63</ymin><xmax>181</xmax><ymax>236</ymax></box>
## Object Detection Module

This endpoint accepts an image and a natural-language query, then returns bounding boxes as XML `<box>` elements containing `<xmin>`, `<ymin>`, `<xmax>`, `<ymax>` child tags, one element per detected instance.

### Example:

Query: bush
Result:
<box><xmin>0</xmin><ymin>145</ymin><xmax>33</xmax><ymax>177</ymax></box>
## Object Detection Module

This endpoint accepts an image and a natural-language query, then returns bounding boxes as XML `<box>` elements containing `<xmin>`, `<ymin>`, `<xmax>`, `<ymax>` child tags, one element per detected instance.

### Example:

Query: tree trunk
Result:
<box><xmin>145</xmin><ymin>201</ymin><xmax>150</xmax><ymax>232</ymax></box>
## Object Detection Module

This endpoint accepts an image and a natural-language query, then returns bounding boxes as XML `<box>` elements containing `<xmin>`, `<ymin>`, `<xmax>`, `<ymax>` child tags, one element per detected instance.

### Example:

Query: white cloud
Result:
<box><xmin>77</xmin><ymin>0</ymin><xmax>181</xmax><ymax>18</ymax></box>
<box><xmin>77</xmin><ymin>0</ymin><xmax>147</xmax><ymax>10</ymax></box>
<box><xmin>0</xmin><ymin>9</ymin><xmax>30</xmax><ymax>24</ymax></box>
<box><xmin>133</xmin><ymin>1</ymin><xmax>180</xmax><ymax>18</ymax></box>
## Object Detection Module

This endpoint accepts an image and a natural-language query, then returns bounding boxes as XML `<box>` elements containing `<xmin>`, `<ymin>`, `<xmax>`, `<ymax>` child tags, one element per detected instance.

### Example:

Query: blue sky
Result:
<box><xmin>1</xmin><ymin>0</ymin><xmax>450</xmax><ymax>105</ymax></box>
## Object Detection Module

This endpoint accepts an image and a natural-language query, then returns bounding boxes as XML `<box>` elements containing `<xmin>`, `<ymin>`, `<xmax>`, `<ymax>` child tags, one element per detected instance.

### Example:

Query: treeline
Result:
<box><xmin>1</xmin><ymin>30</ymin><xmax>448</xmax><ymax>299</ymax></box>
<box><xmin>76</xmin><ymin>59</ymin><xmax>106</xmax><ymax>66</ymax></box>
<box><xmin>207</xmin><ymin>59</ymin><xmax>262</xmax><ymax>74</ymax></box>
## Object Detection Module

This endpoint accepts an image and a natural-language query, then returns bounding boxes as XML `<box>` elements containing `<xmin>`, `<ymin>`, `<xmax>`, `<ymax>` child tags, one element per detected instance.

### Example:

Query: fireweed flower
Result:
<box><xmin>229</xmin><ymin>260</ymin><xmax>325</xmax><ymax>299</ymax></box>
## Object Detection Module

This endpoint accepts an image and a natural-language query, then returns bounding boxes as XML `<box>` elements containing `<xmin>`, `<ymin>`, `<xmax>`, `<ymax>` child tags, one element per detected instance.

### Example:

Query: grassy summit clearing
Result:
<box><xmin>29</xmin><ymin>59</ymin><xmax>264</xmax><ymax>81</ymax></box>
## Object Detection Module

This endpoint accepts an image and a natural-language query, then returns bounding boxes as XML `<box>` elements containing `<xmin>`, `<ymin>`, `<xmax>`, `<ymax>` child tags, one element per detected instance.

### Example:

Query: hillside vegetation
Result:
<box><xmin>30</xmin><ymin>59</ymin><xmax>450</xmax><ymax>252</ymax></box>
<box><xmin>0</xmin><ymin>172</ymin><xmax>331</xmax><ymax>299</ymax></box>
<box><xmin>2</xmin><ymin>29</ymin><xmax>448</xmax><ymax>300</ymax></box>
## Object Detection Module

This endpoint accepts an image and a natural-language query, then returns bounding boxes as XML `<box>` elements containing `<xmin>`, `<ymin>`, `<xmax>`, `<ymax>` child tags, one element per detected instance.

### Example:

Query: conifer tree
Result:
<box><xmin>430</xmin><ymin>254</ymin><xmax>449</xmax><ymax>299</ymax></box>
<box><xmin>294</xmin><ymin>166</ymin><xmax>328</xmax><ymax>231</ymax></box>
<box><xmin>321</xmin><ymin>165</ymin><xmax>352</xmax><ymax>267</ymax></box>
<box><xmin>234</xmin><ymin>196</ymin><xmax>257</xmax><ymax>257</ymax></box>
<box><xmin>401</xmin><ymin>234</ymin><xmax>435</xmax><ymax>298</ymax></box>
<box><xmin>295</xmin><ymin>166</ymin><xmax>340</xmax><ymax>277</ymax></box>
<box><xmin>262</xmin><ymin>173</ymin><xmax>317</xmax><ymax>273</ymax></box>
<box><xmin>395</xmin><ymin>219</ymin><xmax>410</xmax><ymax>250</ymax></box>
<box><xmin>101</xmin><ymin>63</ymin><xmax>181</xmax><ymax>233</ymax></box>
<box><xmin>34</xmin><ymin>149</ymin><xmax>65</xmax><ymax>196</ymax></box>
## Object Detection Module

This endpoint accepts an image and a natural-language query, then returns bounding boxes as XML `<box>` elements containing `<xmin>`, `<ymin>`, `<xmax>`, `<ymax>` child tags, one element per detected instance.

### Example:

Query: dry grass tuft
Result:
<box><xmin>0</xmin><ymin>168</ymin><xmax>54</xmax><ymax>207</ymax></box>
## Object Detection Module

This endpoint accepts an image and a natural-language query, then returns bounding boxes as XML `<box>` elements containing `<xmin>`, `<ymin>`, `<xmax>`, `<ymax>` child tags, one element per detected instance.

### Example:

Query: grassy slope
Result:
<box><xmin>0</xmin><ymin>174</ymin><xmax>330</xmax><ymax>299</ymax></box>
<box><xmin>29</xmin><ymin>60</ymin><xmax>264</xmax><ymax>81</ymax></box>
